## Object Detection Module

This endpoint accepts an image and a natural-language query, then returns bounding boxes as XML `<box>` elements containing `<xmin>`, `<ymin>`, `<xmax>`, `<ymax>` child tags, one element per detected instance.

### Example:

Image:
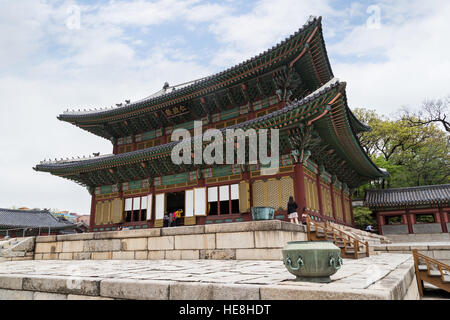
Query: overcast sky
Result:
<box><xmin>0</xmin><ymin>0</ymin><xmax>449</xmax><ymax>214</ymax></box>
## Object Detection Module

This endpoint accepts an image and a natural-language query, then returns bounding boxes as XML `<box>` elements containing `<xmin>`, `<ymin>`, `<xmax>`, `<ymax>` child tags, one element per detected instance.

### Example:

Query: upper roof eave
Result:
<box><xmin>36</xmin><ymin>78</ymin><xmax>387</xmax><ymax>188</ymax></box>
<box><xmin>57</xmin><ymin>16</ymin><xmax>332</xmax><ymax>126</ymax></box>
<box><xmin>36</xmin><ymin>77</ymin><xmax>342</xmax><ymax>173</ymax></box>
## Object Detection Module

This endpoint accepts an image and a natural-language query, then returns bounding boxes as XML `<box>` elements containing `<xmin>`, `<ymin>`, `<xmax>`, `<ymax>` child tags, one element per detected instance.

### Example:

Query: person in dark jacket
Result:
<box><xmin>287</xmin><ymin>196</ymin><xmax>299</xmax><ymax>224</ymax></box>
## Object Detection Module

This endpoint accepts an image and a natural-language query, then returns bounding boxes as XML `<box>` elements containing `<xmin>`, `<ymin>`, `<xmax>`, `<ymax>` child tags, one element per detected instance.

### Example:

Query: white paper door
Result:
<box><xmin>155</xmin><ymin>193</ymin><xmax>165</xmax><ymax>220</ymax></box>
<box><xmin>185</xmin><ymin>190</ymin><xmax>194</xmax><ymax>217</ymax></box>
<box><xmin>194</xmin><ymin>187</ymin><xmax>206</xmax><ymax>216</ymax></box>
<box><xmin>147</xmin><ymin>194</ymin><xmax>152</xmax><ymax>220</ymax></box>
<box><xmin>124</xmin><ymin>198</ymin><xmax>133</xmax><ymax>211</ymax></box>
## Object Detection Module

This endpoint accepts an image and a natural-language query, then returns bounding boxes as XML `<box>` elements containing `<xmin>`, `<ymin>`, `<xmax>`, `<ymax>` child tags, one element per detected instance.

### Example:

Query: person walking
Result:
<box><xmin>287</xmin><ymin>196</ymin><xmax>299</xmax><ymax>224</ymax></box>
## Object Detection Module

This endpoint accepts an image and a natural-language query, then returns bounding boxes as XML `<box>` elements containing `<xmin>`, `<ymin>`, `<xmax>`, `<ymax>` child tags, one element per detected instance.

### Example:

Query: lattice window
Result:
<box><xmin>280</xmin><ymin>177</ymin><xmax>294</xmax><ymax>210</ymax></box>
<box><xmin>267</xmin><ymin>179</ymin><xmax>280</xmax><ymax>210</ymax></box>
<box><xmin>321</xmin><ymin>185</ymin><xmax>333</xmax><ymax>218</ymax></box>
<box><xmin>252</xmin><ymin>180</ymin><xmax>266</xmax><ymax>207</ymax></box>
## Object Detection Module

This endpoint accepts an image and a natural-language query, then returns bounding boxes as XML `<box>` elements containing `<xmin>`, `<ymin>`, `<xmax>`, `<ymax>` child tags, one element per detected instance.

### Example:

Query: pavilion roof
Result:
<box><xmin>364</xmin><ymin>184</ymin><xmax>450</xmax><ymax>208</ymax></box>
<box><xmin>57</xmin><ymin>16</ymin><xmax>334</xmax><ymax>140</ymax></box>
<box><xmin>0</xmin><ymin>208</ymin><xmax>79</xmax><ymax>230</ymax></box>
<box><xmin>35</xmin><ymin>79</ymin><xmax>388</xmax><ymax>188</ymax></box>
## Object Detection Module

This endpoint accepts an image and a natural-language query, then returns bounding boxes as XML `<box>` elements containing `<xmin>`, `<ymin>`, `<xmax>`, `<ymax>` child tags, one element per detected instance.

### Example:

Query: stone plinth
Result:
<box><xmin>34</xmin><ymin>221</ymin><xmax>306</xmax><ymax>261</ymax></box>
<box><xmin>372</xmin><ymin>242</ymin><xmax>450</xmax><ymax>265</ymax></box>
<box><xmin>0</xmin><ymin>254</ymin><xmax>418</xmax><ymax>300</ymax></box>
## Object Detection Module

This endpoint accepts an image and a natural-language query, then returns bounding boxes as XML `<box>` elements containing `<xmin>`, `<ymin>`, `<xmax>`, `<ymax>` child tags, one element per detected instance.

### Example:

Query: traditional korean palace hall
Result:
<box><xmin>365</xmin><ymin>184</ymin><xmax>450</xmax><ymax>235</ymax></box>
<box><xmin>34</xmin><ymin>16</ymin><xmax>388</xmax><ymax>232</ymax></box>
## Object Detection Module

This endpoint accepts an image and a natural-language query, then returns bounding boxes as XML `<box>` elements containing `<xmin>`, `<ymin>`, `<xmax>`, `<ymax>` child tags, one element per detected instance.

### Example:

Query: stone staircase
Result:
<box><xmin>306</xmin><ymin>216</ymin><xmax>370</xmax><ymax>259</ymax></box>
<box><xmin>413</xmin><ymin>249</ymin><xmax>450</xmax><ymax>296</ymax></box>
<box><xmin>0</xmin><ymin>237</ymin><xmax>35</xmax><ymax>261</ymax></box>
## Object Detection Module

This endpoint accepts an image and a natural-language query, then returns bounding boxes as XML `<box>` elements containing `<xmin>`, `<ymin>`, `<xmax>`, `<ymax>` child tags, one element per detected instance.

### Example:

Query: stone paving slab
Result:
<box><xmin>0</xmin><ymin>254</ymin><xmax>416</xmax><ymax>300</ymax></box>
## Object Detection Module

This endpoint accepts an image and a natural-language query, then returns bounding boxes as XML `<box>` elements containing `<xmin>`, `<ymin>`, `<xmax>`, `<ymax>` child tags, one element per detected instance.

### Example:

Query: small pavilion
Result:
<box><xmin>364</xmin><ymin>184</ymin><xmax>450</xmax><ymax>235</ymax></box>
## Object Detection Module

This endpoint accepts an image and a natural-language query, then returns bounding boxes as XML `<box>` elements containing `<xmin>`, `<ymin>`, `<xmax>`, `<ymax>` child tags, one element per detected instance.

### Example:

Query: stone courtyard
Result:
<box><xmin>0</xmin><ymin>253</ymin><xmax>418</xmax><ymax>300</ymax></box>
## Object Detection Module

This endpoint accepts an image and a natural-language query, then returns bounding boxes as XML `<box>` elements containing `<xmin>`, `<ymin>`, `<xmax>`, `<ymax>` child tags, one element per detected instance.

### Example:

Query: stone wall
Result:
<box><xmin>33</xmin><ymin>220</ymin><xmax>307</xmax><ymax>261</ymax></box>
<box><xmin>382</xmin><ymin>225</ymin><xmax>409</xmax><ymax>235</ymax></box>
<box><xmin>412</xmin><ymin>223</ymin><xmax>443</xmax><ymax>234</ymax></box>
<box><xmin>373</xmin><ymin>243</ymin><xmax>450</xmax><ymax>265</ymax></box>
<box><xmin>386</xmin><ymin>233</ymin><xmax>450</xmax><ymax>243</ymax></box>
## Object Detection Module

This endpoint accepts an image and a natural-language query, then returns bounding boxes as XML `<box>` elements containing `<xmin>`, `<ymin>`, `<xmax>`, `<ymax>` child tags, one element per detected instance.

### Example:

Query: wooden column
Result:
<box><xmin>377</xmin><ymin>212</ymin><xmax>384</xmax><ymax>235</ymax></box>
<box><xmin>89</xmin><ymin>194</ymin><xmax>96</xmax><ymax>232</ymax></box>
<box><xmin>330</xmin><ymin>184</ymin><xmax>337</xmax><ymax>223</ymax></box>
<box><xmin>440</xmin><ymin>207</ymin><xmax>448</xmax><ymax>233</ymax></box>
<box><xmin>316</xmin><ymin>174</ymin><xmax>323</xmax><ymax>219</ymax></box>
<box><xmin>340</xmin><ymin>190</ymin><xmax>346</xmax><ymax>224</ymax></box>
<box><xmin>405</xmin><ymin>209</ymin><xmax>413</xmax><ymax>234</ymax></box>
<box><xmin>149</xmin><ymin>185</ymin><xmax>155</xmax><ymax>228</ymax></box>
<box><xmin>293</xmin><ymin>164</ymin><xmax>307</xmax><ymax>213</ymax></box>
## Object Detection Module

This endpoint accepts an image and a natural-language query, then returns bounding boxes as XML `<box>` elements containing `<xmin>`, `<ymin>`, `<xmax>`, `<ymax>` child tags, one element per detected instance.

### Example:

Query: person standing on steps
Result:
<box><xmin>287</xmin><ymin>196</ymin><xmax>299</xmax><ymax>225</ymax></box>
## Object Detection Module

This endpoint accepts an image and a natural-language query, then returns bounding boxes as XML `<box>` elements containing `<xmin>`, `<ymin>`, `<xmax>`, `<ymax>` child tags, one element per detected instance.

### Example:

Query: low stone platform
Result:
<box><xmin>373</xmin><ymin>242</ymin><xmax>450</xmax><ymax>265</ymax></box>
<box><xmin>0</xmin><ymin>254</ymin><xmax>418</xmax><ymax>300</ymax></box>
<box><xmin>33</xmin><ymin>221</ymin><xmax>306</xmax><ymax>261</ymax></box>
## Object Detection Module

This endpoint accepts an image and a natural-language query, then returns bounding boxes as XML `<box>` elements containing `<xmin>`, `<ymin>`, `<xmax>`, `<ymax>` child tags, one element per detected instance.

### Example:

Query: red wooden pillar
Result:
<box><xmin>330</xmin><ymin>184</ymin><xmax>337</xmax><ymax>223</ymax></box>
<box><xmin>440</xmin><ymin>208</ymin><xmax>448</xmax><ymax>233</ymax></box>
<box><xmin>89</xmin><ymin>193</ymin><xmax>96</xmax><ymax>232</ymax></box>
<box><xmin>293</xmin><ymin>164</ymin><xmax>307</xmax><ymax>213</ymax></box>
<box><xmin>377</xmin><ymin>212</ymin><xmax>384</xmax><ymax>235</ymax></box>
<box><xmin>316</xmin><ymin>174</ymin><xmax>323</xmax><ymax>220</ymax></box>
<box><xmin>405</xmin><ymin>209</ymin><xmax>413</xmax><ymax>234</ymax></box>
<box><xmin>340</xmin><ymin>190</ymin><xmax>346</xmax><ymax>224</ymax></box>
<box><xmin>247</xmin><ymin>172</ymin><xmax>254</xmax><ymax>214</ymax></box>
<box><xmin>147</xmin><ymin>185</ymin><xmax>155</xmax><ymax>227</ymax></box>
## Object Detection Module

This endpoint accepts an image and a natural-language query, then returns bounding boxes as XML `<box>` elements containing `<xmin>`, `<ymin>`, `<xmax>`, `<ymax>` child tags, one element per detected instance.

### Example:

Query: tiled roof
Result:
<box><xmin>364</xmin><ymin>184</ymin><xmax>450</xmax><ymax>207</ymax></box>
<box><xmin>0</xmin><ymin>208</ymin><xmax>78</xmax><ymax>229</ymax></box>
<box><xmin>36</xmin><ymin>78</ymin><xmax>342</xmax><ymax>170</ymax></box>
<box><xmin>58</xmin><ymin>16</ymin><xmax>329</xmax><ymax>122</ymax></box>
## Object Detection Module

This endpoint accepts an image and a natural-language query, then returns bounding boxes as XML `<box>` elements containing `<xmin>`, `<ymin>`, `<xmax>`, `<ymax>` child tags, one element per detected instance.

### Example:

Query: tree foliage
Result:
<box><xmin>353</xmin><ymin>206</ymin><xmax>376</xmax><ymax>230</ymax></box>
<box><xmin>353</xmin><ymin>106</ymin><xmax>450</xmax><ymax>197</ymax></box>
<box><xmin>401</xmin><ymin>97</ymin><xmax>450</xmax><ymax>133</ymax></box>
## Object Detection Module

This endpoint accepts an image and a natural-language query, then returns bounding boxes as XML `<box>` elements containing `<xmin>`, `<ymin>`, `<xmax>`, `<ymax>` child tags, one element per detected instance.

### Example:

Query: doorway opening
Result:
<box><xmin>166</xmin><ymin>191</ymin><xmax>185</xmax><ymax>226</ymax></box>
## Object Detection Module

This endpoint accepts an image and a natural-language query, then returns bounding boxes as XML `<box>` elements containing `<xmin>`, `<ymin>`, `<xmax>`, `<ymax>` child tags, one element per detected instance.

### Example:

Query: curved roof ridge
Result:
<box><xmin>58</xmin><ymin>16</ymin><xmax>324</xmax><ymax>121</ymax></box>
<box><xmin>36</xmin><ymin>78</ymin><xmax>342</xmax><ymax>171</ymax></box>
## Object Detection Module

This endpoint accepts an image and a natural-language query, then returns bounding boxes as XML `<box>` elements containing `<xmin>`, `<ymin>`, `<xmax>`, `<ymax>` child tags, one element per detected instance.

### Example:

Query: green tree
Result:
<box><xmin>353</xmin><ymin>108</ymin><xmax>449</xmax><ymax>190</ymax></box>
<box><xmin>352</xmin><ymin>207</ymin><xmax>376</xmax><ymax>230</ymax></box>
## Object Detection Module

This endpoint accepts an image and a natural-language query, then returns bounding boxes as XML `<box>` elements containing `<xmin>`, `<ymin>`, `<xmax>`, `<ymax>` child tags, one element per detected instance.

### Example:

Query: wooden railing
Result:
<box><xmin>306</xmin><ymin>215</ymin><xmax>369</xmax><ymax>259</ymax></box>
<box><xmin>412</xmin><ymin>249</ymin><xmax>450</xmax><ymax>296</ymax></box>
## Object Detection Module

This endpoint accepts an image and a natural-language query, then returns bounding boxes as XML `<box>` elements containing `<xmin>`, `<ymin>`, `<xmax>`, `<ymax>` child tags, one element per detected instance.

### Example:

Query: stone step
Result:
<box><xmin>343</xmin><ymin>249</ymin><xmax>367</xmax><ymax>255</ymax></box>
<box><xmin>429</xmin><ymin>270</ymin><xmax>441</xmax><ymax>277</ymax></box>
<box><xmin>418</xmin><ymin>265</ymin><xmax>428</xmax><ymax>271</ymax></box>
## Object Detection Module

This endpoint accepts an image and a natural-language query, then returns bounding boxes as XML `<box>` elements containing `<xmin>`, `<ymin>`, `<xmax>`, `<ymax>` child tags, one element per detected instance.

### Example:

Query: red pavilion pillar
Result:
<box><xmin>89</xmin><ymin>194</ymin><xmax>96</xmax><ymax>232</ymax></box>
<box><xmin>316</xmin><ymin>174</ymin><xmax>324</xmax><ymax>220</ymax></box>
<box><xmin>377</xmin><ymin>213</ymin><xmax>384</xmax><ymax>235</ymax></box>
<box><xmin>293</xmin><ymin>164</ymin><xmax>307</xmax><ymax>214</ymax></box>
<box><xmin>404</xmin><ymin>209</ymin><xmax>413</xmax><ymax>234</ymax></box>
<box><xmin>440</xmin><ymin>207</ymin><xmax>448</xmax><ymax>233</ymax></box>
<box><xmin>330</xmin><ymin>183</ymin><xmax>337</xmax><ymax>223</ymax></box>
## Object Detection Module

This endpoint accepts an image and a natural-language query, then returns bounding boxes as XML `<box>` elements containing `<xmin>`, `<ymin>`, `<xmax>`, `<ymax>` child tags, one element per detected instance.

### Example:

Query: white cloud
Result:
<box><xmin>331</xmin><ymin>0</ymin><xmax>450</xmax><ymax>115</ymax></box>
<box><xmin>207</xmin><ymin>0</ymin><xmax>336</xmax><ymax>67</ymax></box>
